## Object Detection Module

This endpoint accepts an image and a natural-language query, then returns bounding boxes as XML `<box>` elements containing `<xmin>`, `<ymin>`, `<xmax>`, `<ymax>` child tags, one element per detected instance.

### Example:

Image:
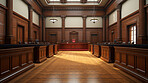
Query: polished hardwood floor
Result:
<box><xmin>9</xmin><ymin>51</ymin><xmax>141</xmax><ymax>83</ymax></box>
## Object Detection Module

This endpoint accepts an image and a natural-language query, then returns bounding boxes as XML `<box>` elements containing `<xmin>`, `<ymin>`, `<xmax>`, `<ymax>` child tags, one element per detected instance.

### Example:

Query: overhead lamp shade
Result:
<box><xmin>90</xmin><ymin>18</ymin><xmax>99</xmax><ymax>23</ymax></box>
<box><xmin>49</xmin><ymin>19</ymin><xmax>58</xmax><ymax>23</ymax></box>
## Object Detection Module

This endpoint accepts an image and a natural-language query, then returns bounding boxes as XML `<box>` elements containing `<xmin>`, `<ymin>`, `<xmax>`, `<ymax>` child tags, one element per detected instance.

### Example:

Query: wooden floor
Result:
<box><xmin>9</xmin><ymin>51</ymin><xmax>141</xmax><ymax>83</ymax></box>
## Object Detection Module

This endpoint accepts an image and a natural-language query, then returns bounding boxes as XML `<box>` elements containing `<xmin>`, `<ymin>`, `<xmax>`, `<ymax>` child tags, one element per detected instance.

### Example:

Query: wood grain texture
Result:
<box><xmin>46</xmin><ymin>45</ymin><xmax>54</xmax><ymax>58</ymax></box>
<box><xmin>33</xmin><ymin>46</ymin><xmax>47</xmax><ymax>63</ymax></box>
<box><xmin>101</xmin><ymin>45</ymin><xmax>115</xmax><ymax>63</ymax></box>
<box><xmin>9</xmin><ymin>51</ymin><xmax>141</xmax><ymax>83</ymax></box>
<box><xmin>0</xmin><ymin>47</ymin><xmax>34</xmax><ymax>83</ymax></box>
<box><xmin>0</xmin><ymin>7</ymin><xmax>6</xmax><ymax>44</ymax></box>
<box><xmin>59</xmin><ymin>43</ymin><xmax>88</xmax><ymax>49</ymax></box>
<box><xmin>114</xmin><ymin>46</ymin><xmax>148</xmax><ymax>82</ymax></box>
<box><xmin>94</xmin><ymin>44</ymin><xmax>101</xmax><ymax>58</ymax></box>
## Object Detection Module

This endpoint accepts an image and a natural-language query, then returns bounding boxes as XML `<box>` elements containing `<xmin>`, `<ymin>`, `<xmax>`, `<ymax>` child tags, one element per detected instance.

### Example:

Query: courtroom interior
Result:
<box><xmin>0</xmin><ymin>0</ymin><xmax>148</xmax><ymax>83</ymax></box>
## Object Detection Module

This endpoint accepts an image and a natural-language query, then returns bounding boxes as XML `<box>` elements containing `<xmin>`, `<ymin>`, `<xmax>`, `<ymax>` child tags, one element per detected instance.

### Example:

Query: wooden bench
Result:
<box><xmin>0</xmin><ymin>45</ymin><xmax>35</xmax><ymax>83</ymax></box>
<box><xmin>114</xmin><ymin>45</ymin><xmax>148</xmax><ymax>82</ymax></box>
<box><xmin>101</xmin><ymin>45</ymin><xmax>115</xmax><ymax>63</ymax></box>
<box><xmin>94</xmin><ymin>44</ymin><xmax>102</xmax><ymax>58</ymax></box>
<box><xmin>53</xmin><ymin>44</ymin><xmax>58</xmax><ymax>55</ymax></box>
<box><xmin>88</xmin><ymin>44</ymin><xmax>91</xmax><ymax>52</ymax></box>
<box><xmin>90</xmin><ymin>44</ymin><xmax>94</xmax><ymax>55</ymax></box>
<box><xmin>46</xmin><ymin>44</ymin><xmax>54</xmax><ymax>58</ymax></box>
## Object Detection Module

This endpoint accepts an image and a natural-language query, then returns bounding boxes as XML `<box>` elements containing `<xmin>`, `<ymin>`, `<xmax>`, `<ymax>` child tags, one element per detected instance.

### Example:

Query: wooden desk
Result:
<box><xmin>94</xmin><ymin>44</ymin><xmax>101</xmax><ymax>58</ymax></box>
<box><xmin>59</xmin><ymin>43</ymin><xmax>88</xmax><ymax>51</ymax></box>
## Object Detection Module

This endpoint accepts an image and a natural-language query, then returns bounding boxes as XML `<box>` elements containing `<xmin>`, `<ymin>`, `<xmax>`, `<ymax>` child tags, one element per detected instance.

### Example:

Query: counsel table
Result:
<box><xmin>59</xmin><ymin>43</ymin><xmax>88</xmax><ymax>51</ymax></box>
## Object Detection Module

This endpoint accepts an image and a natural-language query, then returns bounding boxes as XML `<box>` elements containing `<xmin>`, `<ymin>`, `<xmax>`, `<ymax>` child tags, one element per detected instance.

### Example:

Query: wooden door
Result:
<box><xmin>50</xmin><ymin>34</ymin><xmax>57</xmax><ymax>43</ymax></box>
<box><xmin>17</xmin><ymin>26</ymin><xmax>24</xmax><ymax>44</ymax></box>
<box><xmin>91</xmin><ymin>34</ymin><xmax>98</xmax><ymax>44</ymax></box>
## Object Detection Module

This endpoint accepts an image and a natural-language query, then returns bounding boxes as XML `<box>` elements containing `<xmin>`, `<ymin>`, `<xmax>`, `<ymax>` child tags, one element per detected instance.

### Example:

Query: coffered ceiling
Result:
<box><xmin>38</xmin><ymin>0</ymin><xmax>110</xmax><ymax>7</ymax></box>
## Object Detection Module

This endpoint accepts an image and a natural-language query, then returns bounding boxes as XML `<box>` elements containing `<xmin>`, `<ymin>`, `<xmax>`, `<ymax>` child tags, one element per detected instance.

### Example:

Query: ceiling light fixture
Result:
<box><xmin>90</xmin><ymin>0</ymin><xmax>102</xmax><ymax>23</ymax></box>
<box><xmin>49</xmin><ymin>19</ymin><xmax>58</xmax><ymax>23</ymax></box>
<box><xmin>49</xmin><ymin>0</ymin><xmax>58</xmax><ymax>23</ymax></box>
<box><xmin>90</xmin><ymin>18</ymin><xmax>99</xmax><ymax>23</ymax></box>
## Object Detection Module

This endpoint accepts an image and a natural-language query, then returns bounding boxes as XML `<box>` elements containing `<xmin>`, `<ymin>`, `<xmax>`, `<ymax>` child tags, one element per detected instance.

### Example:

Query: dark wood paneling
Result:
<box><xmin>59</xmin><ymin>43</ymin><xmax>88</xmax><ymax>49</ymax></box>
<box><xmin>147</xmin><ymin>7</ymin><xmax>148</xmax><ymax>43</ymax></box>
<box><xmin>45</xmin><ymin>28</ymin><xmax>62</xmax><ymax>43</ymax></box>
<box><xmin>46</xmin><ymin>44</ymin><xmax>54</xmax><ymax>58</ymax></box>
<box><xmin>108</xmin><ymin>23</ymin><xmax>117</xmax><ymax>42</ymax></box>
<box><xmin>94</xmin><ymin>44</ymin><xmax>101</xmax><ymax>58</ymax></box>
<box><xmin>12</xmin><ymin>14</ymin><xmax>29</xmax><ymax>44</ymax></box>
<box><xmin>0</xmin><ymin>47</ymin><xmax>34</xmax><ymax>83</ymax></box>
<box><xmin>32</xmin><ymin>24</ymin><xmax>40</xmax><ymax>42</ymax></box>
<box><xmin>65</xmin><ymin>29</ymin><xmax>83</xmax><ymax>42</ymax></box>
<box><xmin>106</xmin><ymin>0</ymin><xmax>126</xmax><ymax>15</ymax></box>
<box><xmin>88</xmin><ymin>44</ymin><xmax>91</xmax><ymax>52</ymax></box>
<box><xmin>90</xmin><ymin>44</ymin><xmax>94</xmax><ymax>54</ymax></box>
<box><xmin>101</xmin><ymin>45</ymin><xmax>114</xmax><ymax>63</ymax></box>
<box><xmin>0</xmin><ymin>7</ymin><xmax>6</xmax><ymax>44</ymax></box>
<box><xmin>53</xmin><ymin>44</ymin><xmax>58</xmax><ymax>55</ymax></box>
<box><xmin>86</xmin><ymin>28</ymin><xmax>103</xmax><ymax>43</ymax></box>
<box><xmin>45</xmin><ymin>28</ymin><xmax>102</xmax><ymax>43</ymax></box>
<box><xmin>121</xmin><ymin>13</ymin><xmax>139</xmax><ymax>43</ymax></box>
<box><xmin>114</xmin><ymin>46</ymin><xmax>148</xmax><ymax>82</ymax></box>
<box><xmin>33</xmin><ymin>46</ymin><xmax>47</xmax><ymax>63</ymax></box>
<box><xmin>43</xmin><ymin>10</ymin><xmax>105</xmax><ymax>16</ymax></box>
<box><xmin>24</xmin><ymin>0</ymin><xmax>42</xmax><ymax>15</ymax></box>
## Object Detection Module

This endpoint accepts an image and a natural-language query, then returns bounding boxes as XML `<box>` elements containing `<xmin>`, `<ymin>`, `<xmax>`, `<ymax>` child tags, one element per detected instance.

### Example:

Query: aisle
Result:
<box><xmin>9</xmin><ymin>51</ymin><xmax>141</xmax><ymax>83</ymax></box>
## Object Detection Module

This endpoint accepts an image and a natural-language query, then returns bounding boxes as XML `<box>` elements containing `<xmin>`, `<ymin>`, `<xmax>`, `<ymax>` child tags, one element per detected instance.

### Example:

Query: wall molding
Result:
<box><xmin>120</xmin><ymin>10</ymin><xmax>139</xmax><ymax>21</ymax></box>
<box><xmin>13</xmin><ymin>11</ymin><xmax>29</xmax><ymax>22</ymax></box>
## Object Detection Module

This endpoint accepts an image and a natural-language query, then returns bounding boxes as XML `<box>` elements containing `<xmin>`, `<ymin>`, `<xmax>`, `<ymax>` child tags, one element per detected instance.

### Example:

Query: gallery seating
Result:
<box><xmin>0</xmin><ymin>44</ymin><xmax>35</xmax><ymax>83</ymax></box>
<box><xmin>53</xmin><ymin>44</ymin><xmax>58</xmax><ymax>55</ymax></box>
<box><xmin>46</xmin><ymin>44</ymin><xmax>54</xmax><ymax>58</ymax></box>
<box><xmin>93</xmin><ymin>44</ymin><xmax>102</xmax><ymax>58</ymax></box>
<box><xmin>0</xmin><ymin>43</ymin><xmax>59</xmax><ymax>82</ymax></box>
<box><xmin>114</xmin><ymin>45</ymin><xmax>148</xmax><ymax>82</ymax></box>
<box><xmin>88</xmin><ymin>44</ymin><xmax>91</xmax><ymax>52</ymax></box>
<box><xmin>100</xmin><ymin>45</ymin><xmax>115</xmax><ymax>63</ymax></box>
<box><xmin>90</xmin><ymin>44</ymin><xmax>94</xmax><ymax>54</ymax></box>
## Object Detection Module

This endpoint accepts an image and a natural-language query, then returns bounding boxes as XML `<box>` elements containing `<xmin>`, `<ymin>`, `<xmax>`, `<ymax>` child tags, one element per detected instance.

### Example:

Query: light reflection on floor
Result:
<box><xmin>9</xmin><ymin>51</ymin><xmax>141</xmax><ymax>83</ymax></box>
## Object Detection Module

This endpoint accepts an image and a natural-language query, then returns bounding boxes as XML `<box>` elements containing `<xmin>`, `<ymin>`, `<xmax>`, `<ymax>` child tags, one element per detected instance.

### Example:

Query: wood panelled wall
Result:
<box><xmin>146</xmin><ymin>4</ymin><xmax>148</xmax><ymax>43</ymax></box>
<box><xmin>43</xmin><ymin>6</ymin><xmax>105</xmax><ymax>43</ymax></box>
<box><xmin>0</xmin><ymin>6</ymin><xmax>6</xmax><ymax>44</ymax></box>
<box><xmin>0</xmin><ymin>0</ymin><xmax>43</xmax><ymax>44</ymax></box>
<box><xmin>12</xmin><ymin>13</ymin><xmax>29</xmax><ymax>44</ymax></box>
<box><xmin>0</xmin><ymin>0</ymin><xmax>147</xmax><ymax>44</ymax></box>
<box><xmin>121</xmin><ymin>11</ymin><xmax>139</xmax><ymax>43</ymax></box>
<box><xmin>104</xmin><ymin>0</ymin><xmax>148</xmax><ymax>44</ymax></box>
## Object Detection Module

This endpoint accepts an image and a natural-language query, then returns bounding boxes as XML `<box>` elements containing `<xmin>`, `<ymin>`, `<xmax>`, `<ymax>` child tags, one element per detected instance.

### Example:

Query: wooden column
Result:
<box><xmin>28</xmin><ymin>6</ymin><xmax>33</xmax><ymax>42</ymax></box>
<box><xmin>106</xmin><ymin>15</ymin><xmax>109</xmax><ymax>42</ymax></box>
<box><xmin>82</xmin><ymin>16</ymin><xmax>87</xmax><ymax>42</ymax></box>
<box><xmin>6</xmin><ymin>0</ymin><xmax>13</xmax><ymax>44</ymax></box>
<box><xmin>61</xmin><ymin>15</ymin><xmax>66</xmax><ymax>42</ymax></box>
<box><xmin>42</xmin><ymin>16</ymin><xmax>46</xmax><ymax>42</ymax></box>
<box><xmin>103</xmin><ymin>16</ymin><xmax>106</xmax><ymax>42</ymax></box>
<box><xmin>117</xmin><ymin>5</ymin><xmax>122</xmax><ymax>42</ymax></box>
<box><xmin>39</xmin><ymin>15</ymin><xmax>42</xmax><ymax>41</ymax></box>
<box><xmin>138</xmin><ymin>0</ymin><xmax>146</xmax><ymax>44</ymax></box>
<box><xmin>147</xmin><ymin>7</ymin><xmax>148</xmax><ymax>44</ymax></box>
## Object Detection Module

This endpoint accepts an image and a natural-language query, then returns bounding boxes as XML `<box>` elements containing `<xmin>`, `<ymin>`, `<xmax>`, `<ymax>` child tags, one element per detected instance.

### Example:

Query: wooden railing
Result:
<box><xmin>0</xmin><ymin>46</ymin><xmax>34</xmax><ymax>83</ymax></box>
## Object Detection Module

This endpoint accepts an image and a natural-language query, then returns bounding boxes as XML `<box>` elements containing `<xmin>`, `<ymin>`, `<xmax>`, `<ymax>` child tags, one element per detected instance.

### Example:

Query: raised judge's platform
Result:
<box><xmin>59</xmin><ymin>43</ymin><xmax>88</xmax><ymax>51</ymax></box>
